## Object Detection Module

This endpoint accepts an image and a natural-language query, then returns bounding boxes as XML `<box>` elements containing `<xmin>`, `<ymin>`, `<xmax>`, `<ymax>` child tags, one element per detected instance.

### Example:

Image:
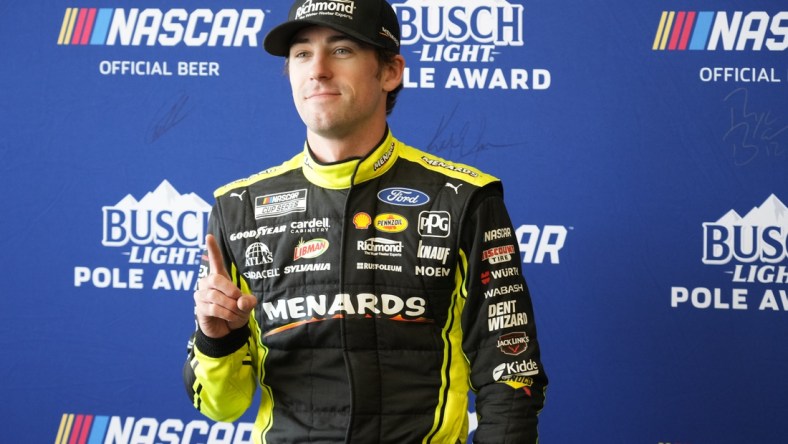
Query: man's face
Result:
<box><xmin>287</xmin><ymin>26</ymin><xmax>394</xmax><ymax>140</ymax></box>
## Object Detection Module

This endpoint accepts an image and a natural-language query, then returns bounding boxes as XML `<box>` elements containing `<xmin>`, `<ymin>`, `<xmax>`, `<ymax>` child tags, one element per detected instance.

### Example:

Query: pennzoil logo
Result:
<box><xmin>57</xmin><ymin>8</ymin><xmax>266</xmax><ymax>47</ymax></box>
<box><xmin>374</xmin><ymin>213</ymin><xmax>409</xmax><ymax>233</ymax></box>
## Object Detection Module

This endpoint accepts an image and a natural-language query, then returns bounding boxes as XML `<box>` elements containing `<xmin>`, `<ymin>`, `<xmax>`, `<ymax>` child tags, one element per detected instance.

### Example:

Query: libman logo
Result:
<box><xmin>653</xmin><ymin>11</ymin><xmax>788</xmax><ymax>51</ymax></box>
<box><xmin>55</xmin><ymin>413</ymin><xmax>254</xmax><ymax>444</ymax></box>
<box><xmin>57</xmin><ymin>7</ymin><xmax>265</xmax><ymax>47</ymax></box>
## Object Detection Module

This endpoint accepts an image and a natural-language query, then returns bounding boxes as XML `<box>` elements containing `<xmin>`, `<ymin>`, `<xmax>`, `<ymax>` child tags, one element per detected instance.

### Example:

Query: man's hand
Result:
<box><xmin>194</xmin><ymin>234</ymin><xmax>256</xmax><ymax>338</ymax></box>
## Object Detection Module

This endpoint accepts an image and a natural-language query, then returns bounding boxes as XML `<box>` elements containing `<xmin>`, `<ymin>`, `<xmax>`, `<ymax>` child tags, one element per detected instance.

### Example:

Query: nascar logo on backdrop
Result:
<box><xmin>671</xmin><ymin>194</ymin><xmax>788</xmax><ymax>311</ymax></box>
<box><xmin>55</xmin><ymin>413</ymin><xmax>254</xmax><ymax>444</ymax></box>
<box><xmin>652</xmin><ymin>10</ymin><xmax>787</xmax><ymax>83</ymax></box>
<box><xmin>56</xmin><ymin>7</ymin><xmax>267</xmax><ymax>77</ymax></box>
<box><xmin>392</xmin><ymin>0</ymin><xmax>550</xmax><ymax>90</ymax></box>
<box><xmin>73</xmin><ymin>180</ymin><xmax>211</xmax><ymax>291</ymax></box>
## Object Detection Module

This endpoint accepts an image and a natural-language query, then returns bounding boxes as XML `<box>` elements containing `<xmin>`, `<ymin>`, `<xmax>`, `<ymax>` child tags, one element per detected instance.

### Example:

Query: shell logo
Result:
<box><xmin>374</xmin><ymin>213</ymin><xmax>409</xmax><ymax>233</ymax></box>
<box><xmin>353</xmin><ymin>212</ymin><xmax>372</xmax><ymax>229</ymax></box>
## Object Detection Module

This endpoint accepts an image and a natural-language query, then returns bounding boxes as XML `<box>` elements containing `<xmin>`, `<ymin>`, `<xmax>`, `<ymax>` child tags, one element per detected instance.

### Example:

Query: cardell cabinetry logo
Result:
<box><xmin>671</xmin><ymin>194</ymin><xmax>788</xmax><ymax>311</ymax></box>
<box><xmin>73</xmin><ymin>180</ymin><xmax>211</xmax><ymax>292</ymax></box>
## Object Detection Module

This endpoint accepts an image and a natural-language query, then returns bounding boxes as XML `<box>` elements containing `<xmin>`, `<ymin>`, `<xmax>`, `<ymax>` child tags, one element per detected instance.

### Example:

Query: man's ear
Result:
<box><xmin>382</xmin><ymin>54</ymin><xmax>405</xmax><ymax>92</ymax></box>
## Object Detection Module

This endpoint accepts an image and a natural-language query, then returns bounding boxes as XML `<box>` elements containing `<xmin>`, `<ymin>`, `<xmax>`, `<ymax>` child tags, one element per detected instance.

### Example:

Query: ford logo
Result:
<box><xmin>377</xmin><ymin>187</ymin><xmax>430</xmax><ymax>206</ymax></box>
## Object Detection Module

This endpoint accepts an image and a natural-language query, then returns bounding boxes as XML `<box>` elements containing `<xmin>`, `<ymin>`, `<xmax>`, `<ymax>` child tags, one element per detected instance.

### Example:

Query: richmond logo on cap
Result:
<box><xmin>295</xmin><ymin>0</ymin><xmax>356</xmax><ymax>20</ymax></box>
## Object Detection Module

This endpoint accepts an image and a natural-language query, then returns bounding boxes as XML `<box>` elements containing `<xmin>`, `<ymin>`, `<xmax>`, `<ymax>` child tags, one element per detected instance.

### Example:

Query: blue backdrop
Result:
<box><xmin>1</xmin><ymin>1</ymin><xmax>787</xmax><ymax>443</ymax></box>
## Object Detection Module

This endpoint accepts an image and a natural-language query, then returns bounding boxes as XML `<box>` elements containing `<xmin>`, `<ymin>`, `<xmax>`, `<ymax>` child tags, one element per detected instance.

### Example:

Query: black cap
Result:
<box><xmin>264</xmin><ymin>0</ymin><xmax>401</xmax><ymax>56</ymax></box>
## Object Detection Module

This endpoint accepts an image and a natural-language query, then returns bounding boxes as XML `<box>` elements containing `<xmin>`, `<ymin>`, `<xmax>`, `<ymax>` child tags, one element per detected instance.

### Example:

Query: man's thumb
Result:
<box><xmin>205</xmin><ymin>234</ymin><xmax>230</xmax><ymax>278</ymax></box>
<box><xmin>238</xmin><ymin>294</ymin><xmax>257</xmax><ymax>313</ymax></box>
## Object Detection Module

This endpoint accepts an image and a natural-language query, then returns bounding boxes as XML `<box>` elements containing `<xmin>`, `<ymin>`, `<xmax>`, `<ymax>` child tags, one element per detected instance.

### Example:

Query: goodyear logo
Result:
<box><xmin>374</xmin><ymin>213</ymin><xmax>409</xmax><ymax>233</ymax></box>
<box><xmin>57</xmin><ymin>7</ymin><xmax>265</xmax><ymax>47</ymax></box>
<box><xmin>653</xmin><ymin>11</ymin><xmax>788</xmax><ymax>51</ymax></box>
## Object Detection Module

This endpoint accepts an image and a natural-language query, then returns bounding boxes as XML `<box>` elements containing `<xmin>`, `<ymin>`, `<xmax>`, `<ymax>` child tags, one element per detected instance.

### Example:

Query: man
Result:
<box><xmin>183</xmin><ymin>0</ymin><xmax>547</xmax><ymax>442</ymax></box>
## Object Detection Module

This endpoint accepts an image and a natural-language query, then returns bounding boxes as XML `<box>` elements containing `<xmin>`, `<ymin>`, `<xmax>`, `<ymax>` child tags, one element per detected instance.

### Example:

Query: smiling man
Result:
<box><xmin>183</xmin><ymin>1</ymin><xmax>548</xmax><ymax>442</ymax></box>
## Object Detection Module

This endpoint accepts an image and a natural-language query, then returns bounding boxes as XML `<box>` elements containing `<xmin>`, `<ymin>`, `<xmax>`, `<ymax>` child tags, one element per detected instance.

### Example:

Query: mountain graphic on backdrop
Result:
<box><xmin>110</xmin><ymin>180</ymin><xmax>211</xmax><ymax>212</ymax></box>
<box><xmin>712</xmin><ymin>194</ymin><xmax>787</xmax><ymax>226</ymax></box>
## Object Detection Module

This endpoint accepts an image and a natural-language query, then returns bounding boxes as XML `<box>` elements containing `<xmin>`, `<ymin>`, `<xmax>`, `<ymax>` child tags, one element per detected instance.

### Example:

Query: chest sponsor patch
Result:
<box><xmin>255</xmin><ymin>189</ymin><xmax>307</xmax><ymax>219</ymax></box>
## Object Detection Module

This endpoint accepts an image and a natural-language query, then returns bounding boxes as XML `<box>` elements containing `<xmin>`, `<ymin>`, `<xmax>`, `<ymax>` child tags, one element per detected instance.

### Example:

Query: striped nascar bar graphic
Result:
<box><xmin>652</xmin><ymin>11</ymin><xmax>715</xmax><ymax>51</ymax></box>
<box><xmin>55</xmin><ymin>414</ymin><xmax>108</xmax><ymax>444</ymax></box>
<box><xmin>57</xmin><ymin>8</ymin><xmax>113</xmax><ymax>45</ymax></box>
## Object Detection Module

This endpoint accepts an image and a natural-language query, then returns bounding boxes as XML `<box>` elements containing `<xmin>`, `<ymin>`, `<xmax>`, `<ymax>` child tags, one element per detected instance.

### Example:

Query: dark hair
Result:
<box><xmin>375</xmin><ymin>47</ymin><xmax>404</xmax><ymax>115</ymax></box>
<box><xmin>283</xmin><ymin>37</ymin><xmax>404</xmax><ymax>115</ymax></box>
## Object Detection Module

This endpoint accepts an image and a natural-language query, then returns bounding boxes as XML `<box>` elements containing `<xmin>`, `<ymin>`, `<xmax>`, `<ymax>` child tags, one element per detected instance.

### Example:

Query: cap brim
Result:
<box><xmin>263</xmin><ymin>20</ymin><xmax>383</xmax><ymax>57</ymax></box>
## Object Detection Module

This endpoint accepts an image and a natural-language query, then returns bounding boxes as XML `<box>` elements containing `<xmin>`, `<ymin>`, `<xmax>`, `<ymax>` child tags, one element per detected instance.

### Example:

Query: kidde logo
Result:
<box><xmin>58</xmin><ymin>8</ymin><xmax>266</xmax><ymax>47</ymax></box>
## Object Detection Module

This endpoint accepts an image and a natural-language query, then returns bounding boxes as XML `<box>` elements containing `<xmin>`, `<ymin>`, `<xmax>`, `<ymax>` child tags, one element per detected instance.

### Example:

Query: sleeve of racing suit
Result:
<box><xmin>183</xmin><ymin>203</ymin><xmax>259</xmax><ymax>423</ymax></box>
<box><xmin>460</xmin><ymin>184</ymin><xmax>548</xmax><ymax>444</ymax></box>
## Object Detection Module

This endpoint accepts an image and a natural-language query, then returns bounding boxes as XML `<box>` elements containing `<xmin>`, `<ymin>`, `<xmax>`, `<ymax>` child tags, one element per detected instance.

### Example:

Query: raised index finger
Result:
<box><xmin>205</xmin><ymin>234</ymin><xmax>230</xmax><ymax>278</ymax></box>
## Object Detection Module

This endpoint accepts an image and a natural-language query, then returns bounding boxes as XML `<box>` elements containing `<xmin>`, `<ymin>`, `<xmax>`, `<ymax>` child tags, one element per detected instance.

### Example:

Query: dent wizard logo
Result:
<box><xmin>57</xmin><ymin>7</ymin><xmax>265</xmax><ymax>47</ymax></box>
<box><xmin>652</xmin><ymin>10</ymin><xmax>788</xmax><ymax>51</ymax></box>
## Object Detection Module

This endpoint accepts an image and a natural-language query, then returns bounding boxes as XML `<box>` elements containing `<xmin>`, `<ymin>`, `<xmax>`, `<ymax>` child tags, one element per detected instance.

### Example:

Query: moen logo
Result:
<box><xmin>55</xmin><ymin>413</ymin><xmax>254</xmax><ymax>444</ymax></box>
<box><xmin>653</xmin><ymin>11</ymin><xmax>788</xmax><ymax>51</ymax></box>
<box><xmin>57</xmin><ymin>8</ymin><xmax>266</xmax><ymax>47</ymax></box>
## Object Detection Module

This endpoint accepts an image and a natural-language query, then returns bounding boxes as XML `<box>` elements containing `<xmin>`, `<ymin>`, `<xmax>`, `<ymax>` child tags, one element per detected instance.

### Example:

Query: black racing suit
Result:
<box><xmin>184</xmin><ymin>130</ymin><xmax>547</xmax><ymax>443</ymax></box>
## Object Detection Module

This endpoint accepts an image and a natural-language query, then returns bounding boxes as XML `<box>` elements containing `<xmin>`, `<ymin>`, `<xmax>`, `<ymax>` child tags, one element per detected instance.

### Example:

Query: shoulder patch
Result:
<box><xmin>398</xmin><ymin>145</ymin><xmax>499</xmax><ymax>187</ymax></box>
<box><xmin>214</xmin><ymin>153</ymin><xmax>303</xmax><ymax>198</ymax></box>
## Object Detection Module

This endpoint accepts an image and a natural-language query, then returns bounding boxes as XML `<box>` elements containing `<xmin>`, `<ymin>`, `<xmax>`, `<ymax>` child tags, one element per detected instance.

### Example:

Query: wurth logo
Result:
<box><xmin>57</xmin><ymin>8</ymin><xmax>265</xmax><ymax>47</ymax></box>
<box><xmin>653</xmin><ymin>11</ymin><xmax>788</xmax><ymax>51</ymax></box>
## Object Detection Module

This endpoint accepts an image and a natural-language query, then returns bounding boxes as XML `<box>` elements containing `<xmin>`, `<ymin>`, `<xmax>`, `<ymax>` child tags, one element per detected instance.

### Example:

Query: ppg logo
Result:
<box><xmin>418</xmin><ymin>211</ymin><xmax>451</xmax><ymax>237</ymax></box>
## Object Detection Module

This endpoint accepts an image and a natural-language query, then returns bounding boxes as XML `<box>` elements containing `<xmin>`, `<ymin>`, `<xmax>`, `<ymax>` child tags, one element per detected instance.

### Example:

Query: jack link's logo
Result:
<box><xmin>392</xmin><ymin>0</ymin><xmax>550</xmax><ymax>90</ymax></box>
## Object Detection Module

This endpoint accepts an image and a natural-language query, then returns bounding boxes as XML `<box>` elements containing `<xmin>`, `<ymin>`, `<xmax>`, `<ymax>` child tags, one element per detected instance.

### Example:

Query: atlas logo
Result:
<box><xmin>58</xmin><ymin>7</ymin><xmax>265</xmax><ymax>47</ymax></box>
<box><xmin>55</xmin><ymin>413</ymin><xmax>253</xmax><ymax>444</ymax></box>
<box><xmin>653</xmin><ymin>11</ymin><xmax>788</xmax><ymax>51</ymax></box>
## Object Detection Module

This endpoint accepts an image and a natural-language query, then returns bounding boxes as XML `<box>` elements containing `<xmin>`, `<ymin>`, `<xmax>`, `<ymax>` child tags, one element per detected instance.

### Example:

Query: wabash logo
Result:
<box><xmin>653</xmin><ymin>11</ymin><xmax>788</xmax><ymax>51</ymax></box>
<box><xmin>58</xmin><ymin>7</ymin><xmax>265</xmax><ymax>47</ymax></box>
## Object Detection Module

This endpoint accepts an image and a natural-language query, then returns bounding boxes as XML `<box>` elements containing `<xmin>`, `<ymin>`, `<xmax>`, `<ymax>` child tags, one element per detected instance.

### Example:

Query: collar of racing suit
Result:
<box><xmin>300</xmin><ymin>129</ymin><xmax>399</xmax><ymax>189</ymax></box>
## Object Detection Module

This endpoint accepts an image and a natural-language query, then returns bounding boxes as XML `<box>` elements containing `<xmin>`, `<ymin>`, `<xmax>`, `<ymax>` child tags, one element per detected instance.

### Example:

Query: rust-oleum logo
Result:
<box><xmin>57</xmin><ymin>7</ymin><xmax>266</xmax><ymax>47</ymax></box>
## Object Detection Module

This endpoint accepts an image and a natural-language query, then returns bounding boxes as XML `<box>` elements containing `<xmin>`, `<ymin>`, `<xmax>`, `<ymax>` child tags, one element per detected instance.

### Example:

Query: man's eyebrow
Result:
<box><xmin>290</xmin><ymin>32</ymin><xmax>359</xmax><ymax>47</ymax></box>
